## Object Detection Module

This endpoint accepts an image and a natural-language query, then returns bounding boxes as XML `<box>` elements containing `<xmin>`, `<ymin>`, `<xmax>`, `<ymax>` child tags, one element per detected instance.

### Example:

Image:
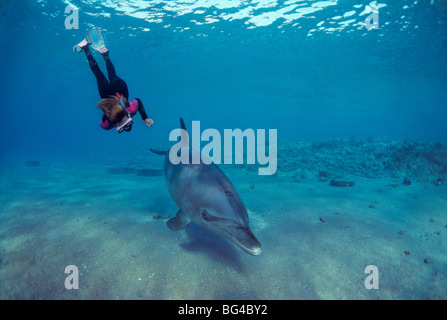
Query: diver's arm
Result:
<box><xmin>100</xmin><ymin>114</ymin><xmax>113</xmax><ymax>130</ymax></box>
<box><xmin>135</xmin><ymin>98</ymin><xmax>154</xmax><ymax>127</ymax></box>
<box><xmin>135</xmin><ymin>98</ymin><xmax>148</xmax><ymax>120</ymax></box>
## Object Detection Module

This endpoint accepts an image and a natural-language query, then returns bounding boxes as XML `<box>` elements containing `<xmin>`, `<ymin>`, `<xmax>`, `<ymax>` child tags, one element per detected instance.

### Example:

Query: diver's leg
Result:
<box><xmin>102</xmin><ymin>51</ymin><xmax>129</xmax><ymax>99</ymax></box>
<box><xmin>112</xmin><ymin>78</ymin><xmax>129</xmax><ymax>100</ymax></box>
<box><xmin>102</xmin><ymin>51</ymin><xmax>117</xmax><ymax>79</ymax></box>
<box><xmin>84</xmin><ymin>46</ymin><xmax>114</xmax><ymax>99</ymax></box>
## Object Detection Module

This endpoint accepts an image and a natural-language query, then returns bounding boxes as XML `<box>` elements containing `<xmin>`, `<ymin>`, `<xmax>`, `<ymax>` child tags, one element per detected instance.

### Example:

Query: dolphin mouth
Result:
<box><xmin>241</xmin><ymin>244</ymin><xmax>262</xmax><ymax>256</ymax></box>
<box><xmin>213</xmin><ymin>224</ymin><xmax>262</xmax><ymax>256</ymax></box>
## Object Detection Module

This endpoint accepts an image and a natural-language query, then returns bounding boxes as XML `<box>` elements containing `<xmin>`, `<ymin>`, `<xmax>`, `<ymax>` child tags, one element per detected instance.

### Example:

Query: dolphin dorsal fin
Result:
<box><xmin>179</xmin><ymin>117</ymin><xmax>189</xmax><ymax>146</ymax></box>
<box><xmin>180</xmin><ymin>117</ymin><xmax>186</xmax><ymax>131</ymax></box>
<box><xmin>167</xmin><ymin>210</ymin><xmax>191</xmax><ymax>231</ymax></box>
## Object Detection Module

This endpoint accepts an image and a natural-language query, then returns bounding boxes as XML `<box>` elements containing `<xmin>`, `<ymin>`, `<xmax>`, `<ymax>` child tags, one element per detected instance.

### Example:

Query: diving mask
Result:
<box><xmin>115</xmin><ymin>93</ymin><xmax>133</xmax><ymax>133</ymax></box>
<box><xmin>115</xmin><ymin>114</ymin><xmax>133</xmax><ymax>133</ymax></box>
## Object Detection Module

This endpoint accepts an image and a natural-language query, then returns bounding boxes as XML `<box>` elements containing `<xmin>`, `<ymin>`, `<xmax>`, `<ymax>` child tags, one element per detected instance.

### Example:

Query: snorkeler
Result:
<box><xmin>74</xmin><ymin>27</ymin><xmax>154</xmax><ymax>133</ymax></box>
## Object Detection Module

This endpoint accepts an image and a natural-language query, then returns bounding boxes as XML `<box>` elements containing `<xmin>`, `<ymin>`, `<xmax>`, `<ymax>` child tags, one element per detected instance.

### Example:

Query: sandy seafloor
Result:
<box><xmin>0</xmin><ymin>141</ymin><xmax>446</xmax><ymax>300</ymax></box>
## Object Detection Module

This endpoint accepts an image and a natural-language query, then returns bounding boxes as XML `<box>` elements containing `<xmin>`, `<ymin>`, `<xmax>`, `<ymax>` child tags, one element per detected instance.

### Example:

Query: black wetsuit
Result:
<box><xmin>84</xmin><ymin>46</ymin><xmax>148</xmax><ymax>121</ymax></box>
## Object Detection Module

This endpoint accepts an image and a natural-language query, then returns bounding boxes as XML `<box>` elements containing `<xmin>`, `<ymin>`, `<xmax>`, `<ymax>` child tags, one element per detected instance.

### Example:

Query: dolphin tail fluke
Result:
<box><xmin>167</xmin><ymin>209</ymin><xmax>191</xmax><ymax>231</ymax></box>
<box><xmin>150</xmin><ymin>148</ymin><xmax>168</xmax><ymax>156</ymax></box>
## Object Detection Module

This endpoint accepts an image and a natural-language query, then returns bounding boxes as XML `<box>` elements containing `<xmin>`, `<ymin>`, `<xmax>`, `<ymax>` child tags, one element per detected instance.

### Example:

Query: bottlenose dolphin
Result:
<box><xmin>150</xmin><ymin>118</ymin><xmax>261</xmax><ymax>256</ymax></box>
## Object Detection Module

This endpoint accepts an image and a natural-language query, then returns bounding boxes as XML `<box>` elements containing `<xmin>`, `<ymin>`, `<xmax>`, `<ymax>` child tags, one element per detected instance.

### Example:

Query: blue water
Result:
<box><xmin>1</xmin><ymin>0</ymin><xmax>446</xmax><ymax>162</ymax></box>
<box><xmin>0</xmin><ymin>1</ymin><xmax>446</xmax><ymax>300</ymax></box>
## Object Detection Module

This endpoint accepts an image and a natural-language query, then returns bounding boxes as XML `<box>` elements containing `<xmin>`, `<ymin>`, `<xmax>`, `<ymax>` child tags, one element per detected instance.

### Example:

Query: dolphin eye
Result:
<box><xmin>201</xmin><ymin>210</ymin><xmax>210</xmax><ymax>221</ymax></box>
<box><xmin>201</xmin><ymin>210</ymin><xmax>217</xmax><ymax>222</ymax></box>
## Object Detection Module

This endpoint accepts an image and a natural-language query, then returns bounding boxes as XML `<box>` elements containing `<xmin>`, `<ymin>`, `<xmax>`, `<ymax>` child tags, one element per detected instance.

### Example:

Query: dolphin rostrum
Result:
<box><xmin>150</xmin><ymin>118</ymin><xmax>261</xmax><ymax>256</ymax></box>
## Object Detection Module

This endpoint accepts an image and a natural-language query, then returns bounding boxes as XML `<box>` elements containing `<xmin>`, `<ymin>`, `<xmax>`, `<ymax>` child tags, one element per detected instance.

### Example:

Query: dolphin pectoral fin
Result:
<box><xmin>167</xmin><ymin>210</ymin><xmax>191</xmax><ymax>231</ymax></box>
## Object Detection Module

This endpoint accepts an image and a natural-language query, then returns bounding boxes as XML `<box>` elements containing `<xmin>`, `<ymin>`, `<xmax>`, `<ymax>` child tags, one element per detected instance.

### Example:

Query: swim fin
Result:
<box><xmin>86</xmin><ymin>27</ymin><xmax>108</xmax><ymax>54</ymax></box>
<box><xmin>73</xmin><ymin>39</ymin><xmax>89</xmax><ymax>53</ymax></box>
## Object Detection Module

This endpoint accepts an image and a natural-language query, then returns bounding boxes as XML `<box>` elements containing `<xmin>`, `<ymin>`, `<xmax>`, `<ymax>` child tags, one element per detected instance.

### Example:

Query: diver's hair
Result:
<box><xmin>96</xmin><ymin>95</ymin><xmax>128</xmax><ymax>125</ymax></box>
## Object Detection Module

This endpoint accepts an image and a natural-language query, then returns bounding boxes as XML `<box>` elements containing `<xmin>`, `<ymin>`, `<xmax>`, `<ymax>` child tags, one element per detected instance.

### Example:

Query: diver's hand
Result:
<box><xmin>144</xmin><ymin>118</ymin><xmax>154</xmax><ymax>127</ymax></box>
